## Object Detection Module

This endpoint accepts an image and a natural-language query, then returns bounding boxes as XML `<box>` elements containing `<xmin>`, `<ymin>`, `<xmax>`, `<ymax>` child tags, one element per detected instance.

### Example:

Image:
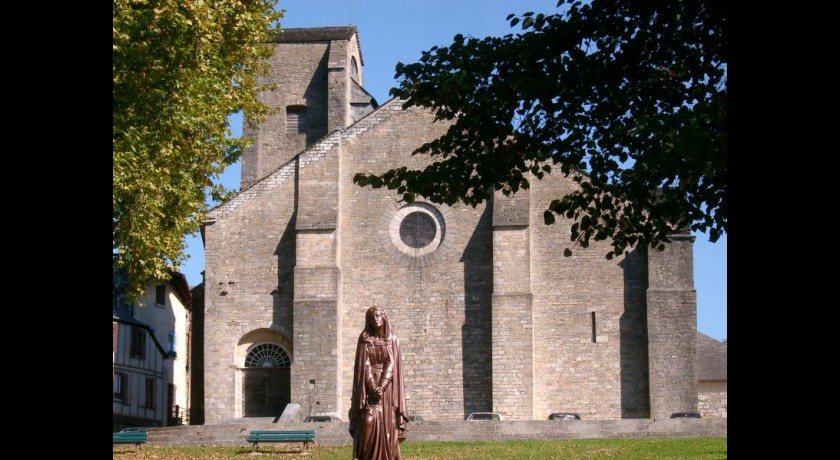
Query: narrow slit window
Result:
<box><xmin>145</xmin><ymin>378</ymin><xmax>156</xmax><ymax>409</ymax></box>
<box><xmin>350</xmin><ymin>57</ymin><xmax>359</xmax><ymax>82</ymax></box>
<box><xmin>114</xmin><ymin>372</ymin><xmax>128</xmax><ymax>402</ymax></box>
<box><xmin>155</xmin><ymin>284</ymin><xmax>166</xmax><ymax>306</ymax></box>
<box><xmin>130</xmin><ymin>326</ymin><xmax>146</xmax><ymax>359</ymax></box>
<box><xmin>286</xmin><ymin>106</ymin><xmax>308</xmax><ymax>134</ymax></box>
<box><xmin>591</xmin><ymin>312</ymin><xmax>597</xmax><ymax>343</ymax></box>
<box><xmin>167</xmin><ymin>331</ymin><xmax>176</xmax><ymax>355</ymax></box>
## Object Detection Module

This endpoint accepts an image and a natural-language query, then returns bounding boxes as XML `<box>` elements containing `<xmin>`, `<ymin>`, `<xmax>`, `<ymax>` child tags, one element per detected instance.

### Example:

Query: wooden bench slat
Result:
<box><xmin>113</xmin><ymin>432</ymin><xmax>148</xmax><ymax>452</ymax></box>
<box><xmin>113</xmin><ymin>434</ymin><xmax>148</xmax><ymax>441</ymax></box>
<box><xmin>247</xmin><ymin>430</ymin><xmax>315</xmax><ymax>453</ymax></box>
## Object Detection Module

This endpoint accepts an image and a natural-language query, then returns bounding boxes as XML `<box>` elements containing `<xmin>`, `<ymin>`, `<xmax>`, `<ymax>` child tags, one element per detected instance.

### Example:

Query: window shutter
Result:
<box><xmin>286</xmin><ymin>107</ymin><xmax>307</xmax><ymax>134</ymax></box>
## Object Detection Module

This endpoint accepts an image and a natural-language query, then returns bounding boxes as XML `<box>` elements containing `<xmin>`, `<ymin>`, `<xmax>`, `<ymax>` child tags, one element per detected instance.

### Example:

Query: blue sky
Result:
<box><xmin>179</xmin><ymin>0</ymin><xmax>727</xmax><ymax>341</ymax></box>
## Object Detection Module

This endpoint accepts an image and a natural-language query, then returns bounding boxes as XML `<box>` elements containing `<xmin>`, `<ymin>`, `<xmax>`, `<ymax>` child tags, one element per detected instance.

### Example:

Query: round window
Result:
<box><xmin>389</xmin><ymin>203</ymin><xmax>445</xmax><ymax>257</ymax></box>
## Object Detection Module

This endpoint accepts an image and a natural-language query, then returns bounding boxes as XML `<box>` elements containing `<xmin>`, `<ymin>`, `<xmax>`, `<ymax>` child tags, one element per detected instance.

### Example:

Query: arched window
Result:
<box><xmin>244</xmin><ymin>343</ymin><xmax>291</xmax><ymax>368</ymax></box>
<box><xmin>242</xmin><ymin>343</ymin><xmax>291</xmax><ymax>417</ymax></box>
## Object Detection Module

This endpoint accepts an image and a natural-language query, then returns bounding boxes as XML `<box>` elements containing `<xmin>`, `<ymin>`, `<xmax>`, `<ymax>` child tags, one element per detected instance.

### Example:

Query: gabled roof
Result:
<box><xmin>169</xmin><ymin>271</ymin><xmax>192</xmax><ymax>308</ymax></box>
<box><xmin>112</xmin><ymin>255</ymin><xmax>192</xmax><ymax>308</ymax></box>
<box><xmin>207</xmin><ymin>97</ymin><xmax>407</xmax><ymax>222</ymax></box>
<box><xmin>697</xmin><ymin>332</ymin><xmax>727</xmax><ymax>381</ymax></box>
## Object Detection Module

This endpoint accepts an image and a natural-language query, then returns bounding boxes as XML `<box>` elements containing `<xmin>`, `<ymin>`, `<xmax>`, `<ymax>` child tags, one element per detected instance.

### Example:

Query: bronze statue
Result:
<box><xmin>349</xmin><ymin>306</ymin><xmax>407</xmax><ymax>460</ymax></box>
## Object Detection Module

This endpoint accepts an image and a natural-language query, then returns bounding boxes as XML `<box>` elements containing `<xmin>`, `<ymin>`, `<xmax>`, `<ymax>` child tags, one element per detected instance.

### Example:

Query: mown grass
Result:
<box><xmin>113</xmin><ymin>437</ymin><xmax>726</xmax><ymax>459</ymax></box>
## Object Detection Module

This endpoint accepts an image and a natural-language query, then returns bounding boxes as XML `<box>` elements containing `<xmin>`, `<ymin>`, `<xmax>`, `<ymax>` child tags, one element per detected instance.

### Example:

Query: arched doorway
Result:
<box><xmin>242</xmin><ymin>343</ymin><xmax>291</xmax><ymax>417</ymax></box>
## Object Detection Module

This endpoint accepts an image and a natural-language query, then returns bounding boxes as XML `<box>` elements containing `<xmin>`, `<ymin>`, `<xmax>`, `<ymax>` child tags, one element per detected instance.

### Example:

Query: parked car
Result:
<box><xmin>304</xmin><ymin>415</ymin><xmax>342</xmax><ymax>422</ymax></box>
<box><xmin>669</xmin><ymin>412</ymin><xmax>701</xmax><ymax>418</ymax></box>
<box><xmin>548</xmin><ymin>412</ymin><xmax>581</xmax><ymax>420</ymax></box>
<box><xmin>407</xmin><ymin>415</ymin><xmax>424</xmax><ymax>422</ymax></box>
<box><xmin>466</xmin><ymin>412</ymin><xmax>502</xmax><ymax>421</ymax></box>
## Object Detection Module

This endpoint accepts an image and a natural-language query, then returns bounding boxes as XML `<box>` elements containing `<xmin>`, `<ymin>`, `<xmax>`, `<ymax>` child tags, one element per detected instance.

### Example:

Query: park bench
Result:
<box><xmin>113</xmin><ymin>431</ymin><xmax>148</xmax><ymax>451</ymax></box>
<box><xmin>246</xmin><ymin>429</ymin><xmax>316</xmax><ymax>453</ymax></box>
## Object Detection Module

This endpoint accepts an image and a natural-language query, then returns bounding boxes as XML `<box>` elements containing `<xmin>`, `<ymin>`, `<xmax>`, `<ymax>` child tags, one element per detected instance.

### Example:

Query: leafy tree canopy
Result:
<box><xmin>354</xmin><ymin>0</ymin><xmax>726</xmax><ymax>259</ymax></box>
<box><xmin>113</xmin><ymin>0</ymin><xmax>283</xmax><ymax>301</ymax></box>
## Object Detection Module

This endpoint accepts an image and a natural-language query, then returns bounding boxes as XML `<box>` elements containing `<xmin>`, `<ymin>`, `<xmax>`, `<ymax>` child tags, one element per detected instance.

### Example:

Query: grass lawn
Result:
<box><xmin>113</xmin><ymin>437</ymin><xmax>726</xmax><ymax>459</ymax></box>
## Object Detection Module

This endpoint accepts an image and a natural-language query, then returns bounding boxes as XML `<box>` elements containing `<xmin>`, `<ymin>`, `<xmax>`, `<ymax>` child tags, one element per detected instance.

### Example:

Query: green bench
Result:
<box><xmin>246</xmin><ymin>430</ymin><xmax>316</xmax><ymax>453</ymax></box>
<box><xmin>113</xmin><ymin>431</ymin><xmax>148</xmax><ymax>451</ymax></box>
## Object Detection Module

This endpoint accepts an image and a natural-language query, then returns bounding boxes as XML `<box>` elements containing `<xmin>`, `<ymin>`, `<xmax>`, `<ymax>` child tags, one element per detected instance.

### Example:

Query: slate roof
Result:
<box><xmin>697</xmin><ymin>332</ymin><xmax>727</xmax><ymax>381</ymax></box>
<box><xmin>272</xmin><ymin>26</ymin><xmax>357</xmax><ymax>42</ymax></box>
<box><xmin>271</xmin><ymin>26</ymin><xmax>364</xmax><ymax>64</ymax></box>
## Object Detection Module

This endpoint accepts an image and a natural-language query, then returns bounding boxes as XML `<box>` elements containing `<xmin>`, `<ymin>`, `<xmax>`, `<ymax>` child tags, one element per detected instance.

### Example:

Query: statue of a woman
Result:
<box><xmin>349</xmin><ymin>306</ymin><xmax>407</xmax><ymax>459</ymax></box>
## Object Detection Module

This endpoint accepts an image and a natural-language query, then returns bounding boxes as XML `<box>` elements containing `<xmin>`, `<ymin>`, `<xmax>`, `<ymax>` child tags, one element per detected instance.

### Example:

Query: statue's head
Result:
<box><xmin>365</xmin><ymin>305</ymin><xmax>390</xmax><ymax>337</ymax></box>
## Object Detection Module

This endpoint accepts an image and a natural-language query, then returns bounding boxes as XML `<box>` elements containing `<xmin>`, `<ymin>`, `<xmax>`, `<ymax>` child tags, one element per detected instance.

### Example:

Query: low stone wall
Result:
<box><xmin>143</xmin><ymin>419</ymin><xmax>726</xmax><ymax>447</ymax></box>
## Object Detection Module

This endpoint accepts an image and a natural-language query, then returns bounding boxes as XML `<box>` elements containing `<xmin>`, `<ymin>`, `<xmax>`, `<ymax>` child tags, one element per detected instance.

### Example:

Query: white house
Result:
<box><xmin>113</xmin><ymin>258</ymin><xmax>193</xmax><ymax>429</ymax></box>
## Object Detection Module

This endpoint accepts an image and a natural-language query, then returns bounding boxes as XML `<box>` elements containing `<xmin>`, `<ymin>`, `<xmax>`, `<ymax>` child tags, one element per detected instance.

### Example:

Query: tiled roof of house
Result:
<box><xmin>697</xmin><ymin>332</ymin><xmax>727</xmax><ymax>381</ymax></box>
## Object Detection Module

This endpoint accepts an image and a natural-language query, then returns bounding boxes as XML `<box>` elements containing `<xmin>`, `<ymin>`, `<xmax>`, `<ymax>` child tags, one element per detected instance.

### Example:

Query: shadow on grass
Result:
<box><xmin>236</xmin><ymin>445</ymin><xmax>310</xmax><ymax>455</ymax></box>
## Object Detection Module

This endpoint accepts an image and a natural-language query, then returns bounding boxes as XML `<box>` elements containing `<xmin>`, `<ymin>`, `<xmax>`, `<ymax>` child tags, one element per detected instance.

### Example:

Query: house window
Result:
<box><xmin>286</xmin><ymin>106</ymin><xmax>308</xmax><ymax>134</ymax></box>
<box><xmin>167</xmin><ymin>331</ymin><xmax>176</xmax><ymax>356</ymax></box>
<box><xmin>155</xmin><ymin>284</ymin><xmax>166</xmax><ymax>306</ymax></box>
<box><xmin>144</xmin><ymin>378</ymin><xmax>156</xmax><ymax>409</ymax></box>
<box><xmin>114</xmin><ymin>372</ymin><xmax>128</xmax><ymax>402</ymax></box>
<box><xmin>130</xmin><ymin>327</ymin><xmax>146</xmax><ymax>359</ymax></box>
<box><xmin>590</xmin><ymin>312</ymin><xmax>597</xmax><ymax>343</ymax></box>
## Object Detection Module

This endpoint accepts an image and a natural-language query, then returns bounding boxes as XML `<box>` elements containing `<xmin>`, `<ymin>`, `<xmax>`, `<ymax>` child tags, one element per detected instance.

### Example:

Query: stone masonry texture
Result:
<box><xmin>199</xmin><ymin>27</ymin><xmax>700</xmax><ymax>424</ymax></box>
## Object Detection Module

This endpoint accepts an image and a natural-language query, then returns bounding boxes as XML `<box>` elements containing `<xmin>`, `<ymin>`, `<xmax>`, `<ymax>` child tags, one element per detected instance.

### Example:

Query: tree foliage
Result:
<box><xmin>113</xmin><ymin>0</ymin><xmax>283</xmax><ymax>300</ymax></box>
<box><xmin>354</xmin><ymin>0</ymin><xmax>726</xmax><ymax>259</ymax></box>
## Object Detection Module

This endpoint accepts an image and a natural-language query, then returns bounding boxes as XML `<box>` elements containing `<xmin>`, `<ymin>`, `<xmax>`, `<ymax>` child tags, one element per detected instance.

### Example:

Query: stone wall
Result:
<box><xmin>142</xmin><ymin>419</ymin><xmax>727</xmax><ymax>447</ymax></box>
<box><xmin>203</xmin><ymin>151</ymin><xmax>300</xmax><ymax>423</ymax></box>
<box><xmin>646</xmin><ymin>235</ymin><xmax>698</xmax><ymax>419</ymax></box>
<box><xmin>241</xmin><ymin>42</ymin><xmax>330</xmax><ymax>188</ymax></box>
<box><xmin>528</xmin><ymin>171</ymin><xmax>650</xmax><ymax>420</ymax></box>
<box><xmin>698</xmin><ymin>391</ymin><xmax>727</xmax><ymax>418</ymax></box>
<box><xmin>203</xmin><ymin>98</ymin><xmax>687</xmax><ymax>422</ymax></box>
<box><xmin>338</xmin><ymin>102</ymin><xmax>493</xmax><ymax>420</ymax></box>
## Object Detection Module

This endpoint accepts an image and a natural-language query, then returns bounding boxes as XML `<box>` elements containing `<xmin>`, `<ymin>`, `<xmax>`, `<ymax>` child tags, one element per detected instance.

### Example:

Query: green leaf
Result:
<box><xmin>353</xmin><ymin>0</ymin><xmax>726</xmax><ymax>260</ymax></box>
<box><xmin>113</xmin><ymin>0</ymin><xmax>284</xmax><ymax>301</ymax></box>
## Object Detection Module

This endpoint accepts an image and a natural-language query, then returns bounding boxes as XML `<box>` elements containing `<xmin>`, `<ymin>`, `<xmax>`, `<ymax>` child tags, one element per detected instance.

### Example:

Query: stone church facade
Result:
<box><xmin>200</xmin><ymin>27</ymin><xmax>698</xmax><ymax>424</ymax></box>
